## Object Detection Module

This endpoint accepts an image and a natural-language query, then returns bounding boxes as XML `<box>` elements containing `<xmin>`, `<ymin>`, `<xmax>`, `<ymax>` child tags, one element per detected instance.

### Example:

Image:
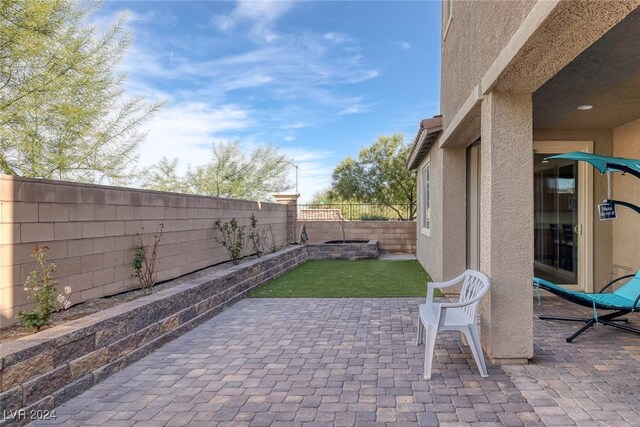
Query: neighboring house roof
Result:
<box><xmin>406</xmin><ymin>115</ymin><xmax>442</xmax><ymax>170</ymax></box>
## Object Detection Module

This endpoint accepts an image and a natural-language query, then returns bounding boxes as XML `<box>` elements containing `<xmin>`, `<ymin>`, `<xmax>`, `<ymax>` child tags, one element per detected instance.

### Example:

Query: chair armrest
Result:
<box><xmin>438</xmin><ymin>292</ymin><xmax>486</xmax><ymax>309</ymax></box>
<box><xmin>426</xmin><ymin>272</ymin><xmax>465</xmax><ymax>303</ymax></box>
<box><xmin>599</xmin><ymin>274</ymin><xmax>635</xmax><ymax>293</ymax></box>
<box><xmin>429</xmin><ymin>271</ymin><xmax>468</xmax><ymax>289</ymax></box>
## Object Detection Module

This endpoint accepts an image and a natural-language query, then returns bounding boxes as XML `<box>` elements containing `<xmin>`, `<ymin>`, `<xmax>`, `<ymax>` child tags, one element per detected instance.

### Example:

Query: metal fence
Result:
<box><xmin>297</xmin><ymin>204</ymin><xmax>414</xmax><ymax>221</ymax></box>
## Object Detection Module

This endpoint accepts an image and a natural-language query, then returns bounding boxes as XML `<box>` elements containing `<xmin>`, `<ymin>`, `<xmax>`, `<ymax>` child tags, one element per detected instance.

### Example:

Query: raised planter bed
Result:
<box><xmin>306</xmin><ymin>239</ymin><xmax>379</xmax><ymax>260</ymax></box>
<box><xmin>325</xmin><ymin>240</ymin><xmax>369</xmax><ymax>244</ymax></box>
<box><xmin>0</xmin><ymin>246</ymin><xmax>307</xmax><ymax>425</ymax></box>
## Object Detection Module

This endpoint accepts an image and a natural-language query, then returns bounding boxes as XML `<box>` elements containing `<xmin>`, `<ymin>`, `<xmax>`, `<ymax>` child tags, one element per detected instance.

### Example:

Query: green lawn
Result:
<box><xmin>248</xmin><ymin>259</ymin><xmax>440</xmax><ymax>298</ymax></box>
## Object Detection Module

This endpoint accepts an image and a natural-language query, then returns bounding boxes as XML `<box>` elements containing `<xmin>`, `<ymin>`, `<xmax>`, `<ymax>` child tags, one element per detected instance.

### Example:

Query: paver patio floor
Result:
<box><xmin>32</xmin><ymin>296</ymin><xmax>640</xmax><ymax>426</ymax></box>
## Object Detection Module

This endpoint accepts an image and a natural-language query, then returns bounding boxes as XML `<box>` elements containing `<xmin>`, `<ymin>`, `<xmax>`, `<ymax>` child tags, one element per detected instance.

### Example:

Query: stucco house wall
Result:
<box><xmin>441</xmin><ymin>0</ymin><xmax>536</xmax><ymax>129</ymax></box>
<box><xmin>415</xmin><ymin>144</ymin><xmax>466</xmax><ymax>285</ymax></box>
<box><xmin>412</xmin><ymin>1</ymin><xmax>640</xmax><ymax>363</ymax></box>
<box><xmin>612</xmin><ymin>118</ymin><xmax>640</xmax><ymax>276</ymax></box>
<box><xmin>415</xmin><ymin>148</ymin><xmax>442</xmax><ymax>279</ymax></box>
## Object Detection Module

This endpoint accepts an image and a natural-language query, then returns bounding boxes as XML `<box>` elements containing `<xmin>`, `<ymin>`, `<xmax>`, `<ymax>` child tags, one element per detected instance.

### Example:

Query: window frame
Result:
<box><xmin>421</xmin><ymin>157</ymin><xmax>431</xmax><ymax>237</ymax></box>
<box><xmin>442</xmin><ymin>0</ymin><xmax>453</xmax><ymax>41</ymax></box>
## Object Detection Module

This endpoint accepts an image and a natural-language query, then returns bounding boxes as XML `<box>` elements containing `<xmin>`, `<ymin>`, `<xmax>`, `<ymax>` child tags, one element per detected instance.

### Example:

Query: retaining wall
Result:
<box><xmin>306</xmin><ymin>240</ymin><xmax>379</xmax><ymax>260</ymax></box>
<box><xmin>0</xmin><ymin>175</ymin><xmax>289</xmax><ymax>324</ymax></box>
<box><xmin>298</xmin><ymin>220</ymin><xmax>416</xmax><ymax>253</ymax></box>
<box><xmin>0</xmin><ymin>246</ymin><xmax>307</xmax><ymax>425</ymax></box>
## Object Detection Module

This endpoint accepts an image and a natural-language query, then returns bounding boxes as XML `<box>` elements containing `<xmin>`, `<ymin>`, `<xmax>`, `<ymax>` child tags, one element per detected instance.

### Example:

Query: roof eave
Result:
<box><xmin>407</xmin><ymin>125</ymin><xmax>442</xmax><ymax>170</ymax></box>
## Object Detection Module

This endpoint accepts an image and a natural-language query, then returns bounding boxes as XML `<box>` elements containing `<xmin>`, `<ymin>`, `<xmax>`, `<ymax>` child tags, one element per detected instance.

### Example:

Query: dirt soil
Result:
<box><xmin>0</xmin><ymin>256</ymin><xmax>258</xmax><ymax>344</ymax></box>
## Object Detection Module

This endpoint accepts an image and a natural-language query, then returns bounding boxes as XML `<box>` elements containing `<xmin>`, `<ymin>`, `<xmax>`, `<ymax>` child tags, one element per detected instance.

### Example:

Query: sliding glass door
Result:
<box><xmin>533</xmin><ymin>142</ymin><xmax>593</xmax><ymax>291</ymax></box>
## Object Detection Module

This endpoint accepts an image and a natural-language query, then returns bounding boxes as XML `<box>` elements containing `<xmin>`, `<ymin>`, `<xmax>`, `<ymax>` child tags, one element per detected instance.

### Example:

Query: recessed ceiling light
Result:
<box><xmin>577</xmin><ymin>105</ymin><xmax>593</xmax><ymax>110</ymax></box>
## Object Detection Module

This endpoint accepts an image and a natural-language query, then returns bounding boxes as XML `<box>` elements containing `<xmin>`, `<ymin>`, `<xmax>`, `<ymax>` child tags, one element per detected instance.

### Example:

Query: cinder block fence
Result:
<box><xmin>298</xmin><ymin>220</ymin><xmax>416</xmax><ymax>253</ymax></box>
<box><xmin>0</xmin><ymin>175</ymin><xmax>290</xmax><ymax>325</ymax></box>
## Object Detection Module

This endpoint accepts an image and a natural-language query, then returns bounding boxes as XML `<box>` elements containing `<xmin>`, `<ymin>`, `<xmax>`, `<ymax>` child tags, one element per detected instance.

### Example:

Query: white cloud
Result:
<box><xmin>137</xmin><ymin>103</ymin><xmax>254</xmax><ymax>173</ymax></box>
<box><xmin>339</xmin><ymin>106</ymin><xmax>360</xmax><ymax>115</ymax></box>
<box><xmin>234</xmin><ymin>0</ymin><xmax>294</xmax><ymax>23</ymax></box>
<box><xmin>323</xmin><ymin>32</ymin><xmax>352</xmax><ymax>44</ymax></box>
<box><xmin>279</xmin><ymin>148</ymin><xmax>335</xmax><ymax>202</ymax></box>
<box><xmin>346</xmin><ymin>69</ymin><xmax>380</xmax><ymax>84</ymax></box>
<box><xmin>105</xmin><ymin>0</ymin><xmax>390</xmax><ymax>198</ymax></box>
<box><xmin>282</xmin><ymin>121</ymin><xmax>305</xmax><ymax>129</ymax></box>
<box><xmin>220</xmin><ymin>71</ymin><xmax>274</xmax><ymax>91</ymax></box>
<box><xmin>398</xmin><ymin>41</ymin><xmax>412</xmax><ymax>50</ymax></box>
<box><xmin>213</xmin><ymin>0</ymin><xmax>294</xmax><ymax>44</ymax></box>
<box><xmin>212</xmin><ymin>14</ymin><xmax>235</xmax><ymax>31</ymax></box>
<box><xmin>339</xmin><ymin>103</ymin><xmax>372</xmax><ymax>115</ymax></box>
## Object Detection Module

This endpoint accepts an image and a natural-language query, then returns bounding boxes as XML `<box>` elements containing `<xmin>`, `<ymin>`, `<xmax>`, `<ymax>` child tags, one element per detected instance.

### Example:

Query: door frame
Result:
<box><xmin>533</xmin><ymin>141</ymin><xmax>594</xmax><ymax>292</ymax></box>
<box><xmin>466</xmin><ymin>141</ymin><xmax>481</xmax><ymax>271</ymax></box>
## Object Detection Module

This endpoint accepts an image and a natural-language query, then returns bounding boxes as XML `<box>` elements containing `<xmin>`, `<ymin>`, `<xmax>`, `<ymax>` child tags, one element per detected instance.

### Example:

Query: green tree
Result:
<box><xmin>309</xmin><ymin>188</ymin><xmax>348</xmax><ymax>205</ymax></box>
<box><xmin>331</xmin><ymin>133</ymin><xmax>416</xmax><ymax>220</ymax></box>
<box><xmin>139</xmin><ymin>157</ymin><xmax>187</xmax><ymax>194</ymax></box>
<box><xmin>141</xmin><ymin>141</ymin><xmax>292</xmax><ymax>201</ymax></box>
<box><xmin>0</xmin><ymin>0</ymin><xmax>162</xmax><ymax>183</ymax></box>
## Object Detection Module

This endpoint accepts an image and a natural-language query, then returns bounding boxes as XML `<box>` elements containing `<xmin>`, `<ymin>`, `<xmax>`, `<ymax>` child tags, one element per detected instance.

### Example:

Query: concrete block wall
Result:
<box><xmin>298</xmin><ymin>220</ymin><xmax>416</xmax><ymax>253</ymax></box>
<box><xmin>306</xmin><ymin>240</ymin><xmax>379</xmax><ymax>260</ymax></box>
<box><xmin>0</xmin><ymin>175</ymin><xmax>288</xmax><ymax>325</ymax></box>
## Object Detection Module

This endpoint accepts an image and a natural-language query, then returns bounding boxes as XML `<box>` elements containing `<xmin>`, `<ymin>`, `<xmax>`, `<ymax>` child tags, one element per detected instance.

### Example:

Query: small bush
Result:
<box><xmin>131</xmin><ymin>223</ymin><xmax>164</xmax><ymax>294</ymax></box>
<box><xmin>215</xmin><ymin>218</ymin><xmax>245</xmax><ymax>264</ymax></box>
<box><xmin>360</xmin><ymin>214</ymin><xmax>389</xmax><ymax>221</ymax></box>
<box><xmin>269</xmin><ymin>225</ymin><xmax>280</xmax><ymax>253</ymax></box>
<box><xmin>247</xmin><ymin>213</ymin><xmax>269</xmax><ymax>258</ymax></box>
<box><xmin>19</xmin><ymin>245</ymin><xmax>72</xmax><ymax>331</ymax></box>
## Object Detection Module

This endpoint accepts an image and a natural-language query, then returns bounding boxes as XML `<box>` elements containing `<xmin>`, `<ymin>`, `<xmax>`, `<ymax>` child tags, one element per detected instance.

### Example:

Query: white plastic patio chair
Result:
<box><xmin>416</xmin><ymin>269</ymin><xmax>491</xmax><ymax>379</ymax></box>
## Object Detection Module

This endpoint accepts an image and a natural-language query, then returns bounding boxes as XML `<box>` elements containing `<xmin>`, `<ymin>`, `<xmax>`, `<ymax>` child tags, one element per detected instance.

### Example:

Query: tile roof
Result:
<box><xmin>406</xmin><ymin>115</ymin><xmax>442</xmax><ymax>170</ymax></box>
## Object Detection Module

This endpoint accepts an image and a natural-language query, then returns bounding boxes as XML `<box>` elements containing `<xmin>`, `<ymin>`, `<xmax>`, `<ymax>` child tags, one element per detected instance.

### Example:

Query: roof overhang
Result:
<box><xmin>407</xmin><ymin>116</ymin><xmax>442</xmax><ymax>170</ymax></box>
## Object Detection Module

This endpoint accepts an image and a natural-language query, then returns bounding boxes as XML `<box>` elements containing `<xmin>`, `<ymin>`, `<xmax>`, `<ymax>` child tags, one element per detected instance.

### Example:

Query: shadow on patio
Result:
<box><xmin>33</xmin><ymin>296</ymin><xmax>640</xmax><ymax>426</ymax></box>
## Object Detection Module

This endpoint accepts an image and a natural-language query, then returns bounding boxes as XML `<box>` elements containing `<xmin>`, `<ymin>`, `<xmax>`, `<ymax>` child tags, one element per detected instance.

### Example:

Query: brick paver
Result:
<box><xmin>30</xmin><ymin>296</ymin><xmax>640</xmax><ymax>426</ymax></box>
<box><xmin>504</xmin><ymin>295</ymin><xmax>640</xmax><ymax>427</ymax></box>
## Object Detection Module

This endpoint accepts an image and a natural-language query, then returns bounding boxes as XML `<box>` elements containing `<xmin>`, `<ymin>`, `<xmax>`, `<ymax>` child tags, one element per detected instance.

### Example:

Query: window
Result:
<box><xmin>422</xmin><ymin>159</ymin><xmax>431</xmax><ymax>235</ymax></box>
<box><xmin>442</xmin><ymin>0</ymin><xmax>453</xmax><ymax>40</ymax></box>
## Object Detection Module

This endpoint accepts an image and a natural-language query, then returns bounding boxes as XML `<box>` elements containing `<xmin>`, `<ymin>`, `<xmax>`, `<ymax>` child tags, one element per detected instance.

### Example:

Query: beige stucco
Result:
<box><xmin>415</xmin><ymin>149</ymin><xmax>439</xmax><ymax>279</ymax></box>
<box><xmin>612</xmin><ymin>118</ymin><xmax>640</xmax><ymax>276</ymax></box>
<box><xmin>479</xmin><ymin>91</ymin><xmax>534</xmax><ymax>363</ymax></box>
<box><xmin>489</xmin><ymin>0</ymin><xmax>640</xmax><ymax>93</ymax></box>
<box><xmin>413</xmin><ymin>0</ymin><xmax>640</xmax><ymax>364</ymax></box>
<box><xmin>441</xmin><ymin>0</ymin><xmax>536</xmax><ymax>129</ymax></box>
<box><xmin>441</xmin><ymin>1</ymin><xmax>639</xmax><ymax>148</ymax></box>
<box><xmin>415</xmin><ymin>143</ymin><xmax>466</xmax><ymax>284</ymax></box>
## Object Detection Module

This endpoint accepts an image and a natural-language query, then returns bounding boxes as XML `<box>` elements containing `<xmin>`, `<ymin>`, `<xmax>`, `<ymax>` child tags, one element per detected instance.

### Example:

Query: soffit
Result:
<box><xmin>533</xmin><ymin>6</ymin><xmax>640</xmax><ymax>130</ymax></box>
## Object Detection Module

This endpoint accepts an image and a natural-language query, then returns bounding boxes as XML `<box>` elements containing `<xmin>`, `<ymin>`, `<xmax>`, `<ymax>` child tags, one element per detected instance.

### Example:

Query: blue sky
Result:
<box><xmin>97</xmin><ymin>1</ymin><xmax>442</xmax><ymax>201</ymax></box>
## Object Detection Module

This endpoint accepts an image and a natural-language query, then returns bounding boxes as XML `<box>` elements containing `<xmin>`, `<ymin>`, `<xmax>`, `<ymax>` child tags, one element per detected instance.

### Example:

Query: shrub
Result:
<box><xmin>247</xmin><ymin>213</ymin><xmax>269</xmax><ymax>258</ymax></box>
<box><xmin>269</xmin><ymin>225</ymin><xmax>280</xmax><ymax>253</ymax></box>
<box><xmin>131</xmin><ymin>223</ymin><xmax>164</xmax><ymax>294</ymax></box>
<box><xmin>19</xmin><ymin>245</ymin><xmax>72</xmax><ymax>331</ymax></box>
<box><xmin>215</xmin><ymin>218</ymin><xmax>245</xmax><ymax>264</ymax></box>
<box><xmin>360</xmin><ymin>214</ymin><xmax>389</xmax><ymax>221</ymax></box>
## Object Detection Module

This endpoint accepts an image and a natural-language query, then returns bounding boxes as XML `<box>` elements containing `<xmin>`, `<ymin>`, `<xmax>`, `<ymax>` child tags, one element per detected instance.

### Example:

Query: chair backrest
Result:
<box><xmin>457</xmin><ymin>270</ymin><xmax>492</xmax><ymax>320</ymax></box>
<box><xmin>613</xmin><ymin>270</ymin><xmax>640</xmax><ymax>303</ymax></box>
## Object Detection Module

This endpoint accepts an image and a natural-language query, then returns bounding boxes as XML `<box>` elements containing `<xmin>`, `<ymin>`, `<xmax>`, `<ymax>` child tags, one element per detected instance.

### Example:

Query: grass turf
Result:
<box><xmin>248</xmin><ymin>259</ymin><xmax>441</xmax><ymax>298</ymax></box>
